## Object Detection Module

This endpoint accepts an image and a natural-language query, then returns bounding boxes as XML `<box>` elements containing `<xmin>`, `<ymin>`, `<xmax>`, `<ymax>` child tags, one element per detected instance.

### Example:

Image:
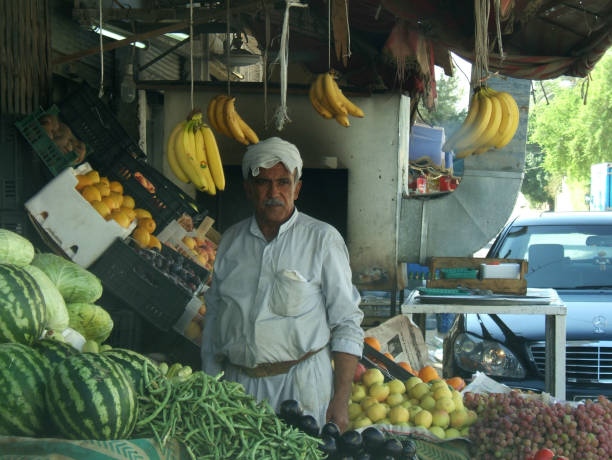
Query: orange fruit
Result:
<box><xmin>85</xmin><ymin>170</ymin><xmax>100</xmax><ymax>184</ymax></box>
<box><xmin>418</xmin><ymin>365</ymin><xmax>440</xmax><ymax>383</ymax></box>
<box><xmin>383</xmin><ymin>352</ymin><xmax>395</xmax><ymax>362</ymax></box>
<box><xmin>198</xmin><ymin>303</ymin><xmax>207</xmax><ymax>316</ymax></box>
<box><xmin>398</xmin><ymin>361</ymin><xmax>417</xmax><ymax>375</ymax></box>
<box><xmin>138</xmin><ymin>217</ymin><xmax>156</xmax><ymax>234</ymax></box>
<box><xmin>446</xmin><ymin>376</ymin><xmax>466</xmax><ymax>391</ymax></box>
<box><xmin>81</xmin><ymin>185</ymin><xmax>102</xmax><ymax>203</ymax></box>
<box><xmin>132</xmin><ymin>227</ymin><xmax>151</xmax><ymax>248</ymax></box>
<box><xmin>94</xmin><ymin>182</ymin><xmax>111</xmax><ymax>197</ymax></box>
<box><xmin>121</xmin><ymin>195</ymin><xmax>135</xmax><ymax>209</ymax></box>
<box><xmin>109</xmin><ymin>210</ymin><xmax>131</xmax><ymax>228</ymax></box>
<box><xmin>109</xmin><ymin>181</ymin><xmax>123</xmax><ymax>194</ymax></box>
<box><xmin>90</xmin><ymin>200</ymin><xmax>111</xmax><ymax>218</ymax></box>
<box><xmin>364</xmin><ymin>336</ymin><xmax>381</xmax><ymax>351</ymax></box>
<box><xmin>133</xmin><ymin>208</ymin><xmax>151</xmax><ymax>219</ymax></box>
<box><xmin>147</xmin><ymin>234</ymin><xmax>162</xmax><ymax>250</ymax></box>
<box><xmin>75</xmin><ymin>174</ymin><xmax>93</xmax><ymax>191</ymax></box>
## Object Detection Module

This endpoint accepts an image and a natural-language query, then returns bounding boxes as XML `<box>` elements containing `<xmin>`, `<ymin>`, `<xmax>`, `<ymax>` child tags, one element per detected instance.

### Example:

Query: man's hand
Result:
<box><xmin>326</xmin><ymin>351</ymin><xmax>359</xmax><ymax>433</ymax></box>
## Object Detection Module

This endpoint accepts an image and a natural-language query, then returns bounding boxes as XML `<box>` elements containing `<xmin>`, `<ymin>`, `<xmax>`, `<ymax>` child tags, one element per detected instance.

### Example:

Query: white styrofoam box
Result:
<box><xmin>173</xmin><ymin>295</ymin><xmax>204</xmax><ymax>347</ymax></box>
<box><xmin>409</xmin><ymin>123</ymin><xmax>445</xmax><ymax>166</ymax></box>
<box><xmin>25</xmin><ymin>163</ymin><xmax>135</xmax><ymax>268</ymax></box>
<box><xmin>480</xmin><ymin>263</ymin><xmax>521</xmax><ymax>279</ymax></box>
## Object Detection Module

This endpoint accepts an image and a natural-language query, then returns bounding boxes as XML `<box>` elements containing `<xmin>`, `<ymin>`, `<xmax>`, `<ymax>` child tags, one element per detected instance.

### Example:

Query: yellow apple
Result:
<box><xmin>405</xmin><ymin>376</ymin><xmax>423</xmax><ymax>391</ymax></box>
<box><xmin>369</xmin><ymin>383</ymin><xmax>390</xmax><ymax>402</ymax></box>
<box><xmin>413</xmin><ymin>409</ymin><xmax>433</xmax><ymax>428</ymax></box>
<box><xmin>366</xmin><ymin>403</ymin><xmax>387</xmax><ymax>422</ymax></box>
<box><xmin>386</xmin><ymin>392</ymin><xmax>405</xmax><ymax>407</ymax></box>
<box><xmin>353</xmin><ymin>416</ymin><xmax>373</xmax><ymax>429</ymax></box>
<box><xmin>466</xmin><ymin>409</ymin><xmax>478</xmax><ymax>426</ymax></box>
<box><xmin>429</xmin><ymin>426</ymin><xmax>446</xmax><ymax>438</ymax></box>
<box><xmin>387</xmin><ymin>379</ymin><xmax>406</xmax><ymax>394</ymax></box>
<box><xmin>432</xmin><ymin>386</ymin><xmax>453</xmax><ymax>401</ymax></box>
<box><xmin>362</xmin><ymin>368</ymin><xmax>385</xmax><ymax>387</ymax></box>
<box><xmin>408</xmin><ymin>405</ymin><xmax>423</xmax><ymax>422</ymax></box>
<box><xmin>419</xmin><ymin>395</ymin><xmax>436</xmax><ymax>411</ymax></box>
<box><xmin>431</xmin><ymin>409</ymin><xmax>450</xmax><ymax>429</ymax></box>
<box><xmin>409</xmin><ymin>382</ymin><xmax>430</xmax><ymax>400</ymax></box>
<box><xmin>435</xmin><ymin>397</ymin><xmax>456</xmax><ymax>413</ymax></box>
<box><xmin>351</xmin><ymin>383</ymin><xmax>367</xmax><ymax>402</ymax></box>
<box><xmin>445</xmin><ymin>427</ymin><xmax>461</xmax><ymax>439</ymax></box>
<box><xmin>361</xmin><ymin>396</ymin><xmax>378</xmax><ymax>411</ymax></box>
<box><xmin>450</xmin><ymin>408</ymin><xmax>468</xmax><ymax>429</ymax></box>
<box><xmin>388</xmin><ymin>406</ymin><xmax>409</xmax><ymax>424</ymax></box>
<box><xmin>348</xmin><ymin>402</ymin><xmax>362</xmax><ymax>420</ymax></box>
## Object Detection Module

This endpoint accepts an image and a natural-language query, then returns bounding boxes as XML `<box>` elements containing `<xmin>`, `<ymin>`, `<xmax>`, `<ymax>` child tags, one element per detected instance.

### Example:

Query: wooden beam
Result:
<box><xmin>58</xmin><ymin>2</ymin><xmax>263</xmax><ymax>66</ymax></box>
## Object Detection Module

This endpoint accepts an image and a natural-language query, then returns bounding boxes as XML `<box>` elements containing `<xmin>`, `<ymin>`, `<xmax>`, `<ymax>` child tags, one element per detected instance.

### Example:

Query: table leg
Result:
<box><xmin>545</xmin><ymin>314</ymin><xmax>566</xmax><ymax>400</ymax></box>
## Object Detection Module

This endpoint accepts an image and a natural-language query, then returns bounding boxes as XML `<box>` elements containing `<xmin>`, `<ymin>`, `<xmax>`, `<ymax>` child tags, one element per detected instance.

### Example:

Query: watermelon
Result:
<box><xmin>45</xmin><ymin>353</ymin><xmax>138</xmax><ymax>440</ymax></box>
<box><xmin>33</xmin><ymin>338</ymin><xmax>78</xmax><ymax>368</ymax></box>
<box><xmin>0</xmin><ymin>264</ymin><xmax>47</xmax><ymax>345</ymax></box>
<box><xmin>102</xmin><ymin>348</ymin><xmax>160</xmax><ymax>392</ymax></box>
<box><xmin>0</xmin><ymin>343</ymin><xmax>51</xmax><ymax>436</ymax></box>
<box><xmin>0</xmin><ymin>229</ymin><xmax>35</xmax><ymax>266</ymax></box>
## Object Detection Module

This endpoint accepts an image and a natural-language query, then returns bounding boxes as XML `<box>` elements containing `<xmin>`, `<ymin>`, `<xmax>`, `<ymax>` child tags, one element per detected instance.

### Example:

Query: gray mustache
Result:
<box><xmin>264</xmin><ymin>198</ymin><xmax>284</xmax><ymax>206</ymax></box>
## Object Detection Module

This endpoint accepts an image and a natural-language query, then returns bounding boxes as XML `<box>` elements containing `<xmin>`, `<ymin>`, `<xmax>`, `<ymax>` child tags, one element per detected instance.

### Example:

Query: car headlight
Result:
<box><xmin>453</xmin><ymin>332</ymin><xmax>526</xmax><ymax>378</ymax></box>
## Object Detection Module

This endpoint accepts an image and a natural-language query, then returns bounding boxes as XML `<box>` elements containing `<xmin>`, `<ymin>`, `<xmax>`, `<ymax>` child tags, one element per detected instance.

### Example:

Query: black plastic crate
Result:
<box><xmin>95</xmin><ymin>153</ymin><xmax>200</xmax><ymax>232</ymax></box>
<box><xmin>105</xmin><ymin>308</ymin><xmax>143</xmax><ymax>350</ymax></box>
<box><xmin>89</xmin><ymin>238</ymin><xmax>199</xmax><ymax>331</ymax></box>
<box><xmin>13</xmin><ymin>106</ymin><xmax>78</xmax><ymax>176</ymax></box>
<box><xmin>0</xmin><ymin>210</ymin><xmax>29</xmax><ymax>236</ymax></box>
<box><xmin>58</xmin><ymin>82</ymin><xmax>145</xmax><ymax>170</ymax></box>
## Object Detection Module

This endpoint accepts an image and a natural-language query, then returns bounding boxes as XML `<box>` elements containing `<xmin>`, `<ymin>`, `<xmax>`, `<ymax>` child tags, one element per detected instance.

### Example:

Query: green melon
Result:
<box><xmin>45</xmin><ymin>353</ymin><xmax>138</xmax><ymax>440</ymax></box>
<box><xmin>0</xmin><ymin>343</ymin><xmax>51</xmax><ymax>436</ymax></box>
<box><xmin>0</xmin><ymin>229</ymin><xmax>34</xmax><ymax>266</ymax></box>
<box><xmin>0</xmin><ymin>264</ymin><xmax>47</xmax><ymax>345</ymax></box>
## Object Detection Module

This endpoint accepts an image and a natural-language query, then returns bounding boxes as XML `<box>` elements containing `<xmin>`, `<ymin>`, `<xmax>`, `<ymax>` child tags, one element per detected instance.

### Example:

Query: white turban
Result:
<box><xmin>242</xmin><ymin>137</ymin><xmax>303</xmax><ymax>180</ymax></box>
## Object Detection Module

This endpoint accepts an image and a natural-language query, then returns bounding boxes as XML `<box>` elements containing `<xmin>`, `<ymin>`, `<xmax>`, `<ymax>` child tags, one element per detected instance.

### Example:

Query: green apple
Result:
<box><xmin>429</xmin><ymin>426</ymin><xmax>446</xmax><ymax>438</ymax></box>
<box><xmin>435</xmin><ymin>397</ymin><xmax>456</xmax><ymax>413</ymax></box>
<box><xmin>386</xmin><ymin>392</ymin><xmax>404</xmax><ymax>407</ymax></box>
<box><xmin>387</xmin><ymin>379</ymin><xmax>406</xmax><ymax>394</ymax></box>
<box><xmin>445</xmin><ymin>427</ymin><xmax>461</xmax><ymax>439</ymax></box>
<box><xmin>419</xmin><ymin>395</ymin><xmax>436</xmax><ymax>411</ymax></box>
<box><xmin>409</xmin><ymin>382</ymin><xmax>430</xmax><ymax>400</ymax></box>
<box><xmin>369</xmin><ymin>383</ymin><xmax>390</xmax><ymax>402</ymax></box>
<box><xmin>351</xmin><ymin>383</ymin><xmax>367</xmax><ymax>402</ymax></box>
<box><xmin>405</xmin><ymin>376</ymin><xmax>423</xmax><ymax>391</ymax></box>
<box><xmin>431</xmin><ymin>409</ymin><xmax>450</xmax><ymax>429</ymax></box>
<box><xmin>414</xmin><ymin>409</ymin><xmax>433</xmax><ymax>428</ymax></box>
<box><xmin>450</xmin><ymin>409</ymin><xmax>468</xmax><ymax>429</ymax></box>
<box><xmin>388</xmin><ymin>406</ymin><xmax>410</xmax><ymax>424</ymax></box>
<box><xmin>362</xmin><ymin>368</ymin><xmax>385</xmax><ymax>387</ymax></box>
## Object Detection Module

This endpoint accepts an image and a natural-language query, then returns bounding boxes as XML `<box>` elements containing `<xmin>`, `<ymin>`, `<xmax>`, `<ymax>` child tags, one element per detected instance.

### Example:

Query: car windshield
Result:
<box><xmin>494</xmin><ymin>224</ymin><xmax>612</xmax><ymax>289</ymax></box>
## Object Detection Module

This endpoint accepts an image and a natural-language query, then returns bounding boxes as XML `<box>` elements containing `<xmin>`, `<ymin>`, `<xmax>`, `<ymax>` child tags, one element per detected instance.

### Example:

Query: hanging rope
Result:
<box><xmin>327</xmin><ymin>0</ymin><xmax>331</xmax><ymax>69</ymax></box>
<box><xmin>344</xmin><ymin>0</ymin><xmax>351</xmax><ymax>61</ymax></box>
<box><xmin>226</xmin><ymin>0</ymin><xmax>231</xmax><ymax>96</ymax></box>
<box><xmin>493</xmin><ymin>0</ymin><xmax>505</xmax><ymax>60</ymax></box>
<box><xmin>263</xmin><ymin>2</ymin><xmax>271</xmax><ymax>130</ymax></box>
<box><xmin>473</xmin><ymin>0</ymin><xmax>490</xmax><ymax>86</ymax></box>
<box><xmin>189</xmin><ymin>0</ymin><xmax>194</xmax><ymax>110</ymax></box>
<box><xmin>98</xmin><ymin>0</ymin><xmax>104</xmax><ymax>98</ymax></box>
<box><xmin>273</xmin><ymin>0</ymin><xmax>308</xmax><ymax>131</ymax></box>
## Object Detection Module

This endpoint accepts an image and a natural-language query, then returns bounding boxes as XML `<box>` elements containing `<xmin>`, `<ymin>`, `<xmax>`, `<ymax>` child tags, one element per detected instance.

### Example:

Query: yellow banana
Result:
<box><xmin>337</xmin><ymin>88</ymin><xmax>365</xmax><ymax>118</ymax></box>
<box><xmin>456</xmin><ymin>148</ymin><xmax>476</xmax><ymax>159</ymax></box>
<box><xmin>314</xmin><ymin>74</ymin><xmax>335</xmax><ymax>114</ymax></box>
<box><xmin>443</xmin><ymin>89</ymin><xmax>481</xmax><ymax>152</ymax></box>
<box><xmin>166</xmin><ymin>121</ymin><xmax>190</xmax><ymax>183</ymax></box>
<box><xmin>194</xmin><ymin>126</ymin><xmax>216</xmax><ymax>195</ymax></box>
<box><xmin>201</xmin><ymin>124</ymin><xmax>225</xmax><ymax>191</ymax></box>
<box><xmin>224</xmin><ymin>97</ymin><xmax>249</xmax><ymax>145</ymax></box>
<box><xmin>468</xmin><ymin>88</ymin><xmax>502</xmax><ymax>151</ymax></box>
<box><xmin>494</xmin><ymin>92</ymin><xmax>519</xmax><ymax>149</ymax></box>
<box><xmin>175</xmin><ymin>120</ymin><xmax>205</xmax><ymax>189</ymax></box>
<box><xmin>206</xmin><ymin>97</ymin><xmax>220</xmax><ymax>133</ymax></box>
<box><xmin>335</xmin><ymin>114</ymin><xmax>350</xmax><ymax>127</ymax></box>
<box><xmin>237</xmin><ymin>115</ymin><xmax>259</xmax><ymax>144</ymax></box>
<box><xmin>454</xmin><ymin>91</ymin><xmax>493</xmax><ymax>151</ymax></box>
<box><xmin>215</xmin><ymin>95</ymin><xmax>232</xmax><ymax>138</ymax></box>
<box><xmin>309</xmin><ymin>79</ymin><xmax>333</xmax><ymax>119</ymax></box>
<box><xmin>323</xmin><ymin>73</ymin><xmax>348</xmax><ymax>116</ymax></box>
<box><xmin>486</xmin><ymin>90</ymin><xmax>513</xmax><ymax>149</ymax></box>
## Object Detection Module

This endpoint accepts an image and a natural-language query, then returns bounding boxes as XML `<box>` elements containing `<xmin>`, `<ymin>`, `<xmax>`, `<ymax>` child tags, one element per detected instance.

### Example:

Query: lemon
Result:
<box><xmin>110</xmin><ymin>210</ymin><xmax>131</xmax><ymax>228</ymax></box>
<box><xmin>109</xmin><ymin>181</ymin><xmax>123</xmax><ymax>194</ymax></box>
<box><xmin>132</xmin><ymin>227</ymin><xmax>151</xmax><ymax>248</ymax></box>
<box><xmin>81</xmin><ymin>185</ymin><xmax>101</xmax><ymax>203</ymax></box>
<box><xmin>90</xmin><ymin>200</ymin><xmax>111</xmax><ymax>218</ymax></box>
<box><xmin>133</xmin><ymin>208</ymin><xmax>152</xmax><ymax>219</ymax></box>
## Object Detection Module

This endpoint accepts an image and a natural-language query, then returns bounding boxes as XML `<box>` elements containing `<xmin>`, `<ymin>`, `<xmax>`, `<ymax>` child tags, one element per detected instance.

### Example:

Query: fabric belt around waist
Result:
<box><xmin>235</xmin><ymin>345</ymin><xmax>328</xmax><ymax>378</ymax></box>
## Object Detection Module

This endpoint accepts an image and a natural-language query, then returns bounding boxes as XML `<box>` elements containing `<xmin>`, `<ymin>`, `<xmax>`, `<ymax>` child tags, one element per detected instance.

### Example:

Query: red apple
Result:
<box><xmin>353</xmin><ymin>362</ymin><xmax>367</xmax><ymax>382</ymax></box>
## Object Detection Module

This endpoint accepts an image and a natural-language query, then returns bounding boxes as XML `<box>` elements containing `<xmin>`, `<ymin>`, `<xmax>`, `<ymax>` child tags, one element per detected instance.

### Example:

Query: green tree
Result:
<box><xmin>522</xmin><ymin>144</ymin><xmax>556</xmax><ymax>209</ymax></box>
<box><xmin>529</xmin><ymin>51</ymin><xmax>612</xmax><ymax>182</ymax></box>
<box><xmin>417</xmin><ymin>73</ymin><xmax>467</xmax><ymax>129</ymax></box>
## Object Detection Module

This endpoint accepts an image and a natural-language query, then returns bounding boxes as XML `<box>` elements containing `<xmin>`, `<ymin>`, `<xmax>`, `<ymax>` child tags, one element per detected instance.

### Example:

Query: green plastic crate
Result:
<box><xmin>14</xmin><ymin>106</ymin><xmax>78</xmax><ymax>176</ymax></box>
<box><xmin>439</xmin><ymin>267</ymin><xmax>479</xmax><ymax>279</ymax></box>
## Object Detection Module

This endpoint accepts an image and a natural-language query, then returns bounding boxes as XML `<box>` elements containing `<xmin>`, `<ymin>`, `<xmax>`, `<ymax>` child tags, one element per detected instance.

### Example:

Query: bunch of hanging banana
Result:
<box><xmin>309</xmin><ymin>72</ymin><xmax>365</xmax><ymax>127</ymax></box>
<box><xmin>206</xmin><ymin>94</ymin><xmax>259</xmax><ymax>146</ymax></box>
<box><xmin>166</xmin><ymin>111</ymin><xmax>225</xmax><ymax>195</ymax></box>
<box><xmin>443</xmin><ymin>87</ymin><xmax>519</xmax><ymax>159</ymax></box>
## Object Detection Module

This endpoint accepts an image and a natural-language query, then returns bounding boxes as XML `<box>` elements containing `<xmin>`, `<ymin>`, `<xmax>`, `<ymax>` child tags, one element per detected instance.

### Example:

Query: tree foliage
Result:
<box><xmin>522</xmin><ymin>143</ymin><xmax>556</xmax><ymax>209</ymax></box>
<box><xmin>417</xmin><ymin>73</ymin><xmax>467</xmax><ymax>130</ymax></box>
<box><xmin>528</xmin><ymin>51</ymin><xmax>612</xmax><ymax>181</ymax></box>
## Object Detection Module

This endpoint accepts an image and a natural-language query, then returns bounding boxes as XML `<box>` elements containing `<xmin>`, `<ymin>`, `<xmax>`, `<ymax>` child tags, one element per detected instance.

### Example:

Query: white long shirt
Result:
<box><xmin>201</xmin><ymin>209</ymin><xmax>364</xmax><ymax>424</ymax></box>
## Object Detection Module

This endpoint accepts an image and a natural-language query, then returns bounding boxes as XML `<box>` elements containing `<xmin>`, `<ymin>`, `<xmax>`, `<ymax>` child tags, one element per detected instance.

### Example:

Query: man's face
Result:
<box><xmin>244</xmin><ymin>162</ymin><xmax>302</xmax><ymax>227</ymax></box>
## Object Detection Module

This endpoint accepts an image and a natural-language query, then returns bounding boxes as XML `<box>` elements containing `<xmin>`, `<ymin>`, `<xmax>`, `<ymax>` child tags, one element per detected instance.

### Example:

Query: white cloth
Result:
<box><xmin>241</xmin><ymin>137</ymin><xmax>303</xmax><ymax>179</ymax></box>
<box><xmin>201</xmin><ymin>209</ymin><xmax>364</xmax><ymax>426</ymax></box>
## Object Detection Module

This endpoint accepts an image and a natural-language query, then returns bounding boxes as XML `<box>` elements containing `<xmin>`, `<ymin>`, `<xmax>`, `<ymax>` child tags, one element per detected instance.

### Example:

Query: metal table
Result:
<box><xmin>401</xmin><ymin>288</ymin><xmax>567</xmax><ymax>400</ymax></box>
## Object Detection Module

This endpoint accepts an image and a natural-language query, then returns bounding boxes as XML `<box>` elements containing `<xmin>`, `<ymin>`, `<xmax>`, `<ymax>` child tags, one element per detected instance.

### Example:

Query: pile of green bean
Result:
<box><xmin>132</xmin><ymin>362</ymin><xmax>325</xmax><ymax>459</ymax></box>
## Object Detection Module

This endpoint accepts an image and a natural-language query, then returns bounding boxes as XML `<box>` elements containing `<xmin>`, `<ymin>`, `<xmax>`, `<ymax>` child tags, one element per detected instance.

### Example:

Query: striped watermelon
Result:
<box><xmin>0</xmin><ymin>343</ymin><xmax>51</xmax><ymax>436</ymax></box>
<box><xmin>45</xmin><ymin>353</ymin><xmax>138</xmax><ymax>440</ymax></box>
<box><xmin>102</xmin><ymin>348</ymin><xmax>160</xmax><ymax>393</ymax></box>
<box><xmin>0</xmin><ymin>264</ymin><xmax>47</xmax><ymax>345</ymax></box>
<box><xmin>33</xmin><ymin>339</ymin><xmax>78</xmax><ymax>368</ymax></box>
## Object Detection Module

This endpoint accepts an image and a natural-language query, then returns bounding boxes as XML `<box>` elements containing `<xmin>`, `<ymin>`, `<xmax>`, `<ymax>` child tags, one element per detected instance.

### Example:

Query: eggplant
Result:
<box><xmin>318</xmin><ymin>434</ymin><xmax>338</xmax><ymax>457</ymax></box>
<box><xmin>279</xmin><ymin>399</ymin><xmax>303</xmax><ymax>425</ymax></box>
<box><xmin>361</xmin><ymin>426</ymin><xmax>385</xmax><ymax>453</ymax></box>
<box><xmin>354</xmin><ymin>451</ymin><xmax>373</xmax><ymax>460</ymax></box>
<box><xmin>382</xmin><ymin>438</ymin><xmax>403</xmax><ymax>458</ymax></box>
<box><xmin>298</xmin><ymin>414</ymin><xmax>320</xmax><ymax>437</ymax></box>
<box><xmin>340</xmin><ymin>430</ymin><xmax>363</xmax><ymax>455</ymax></box>
<box><xmin>321</xmin><ymin>421</ymin><xmax>341</xmax><ymax>439</ymax></box>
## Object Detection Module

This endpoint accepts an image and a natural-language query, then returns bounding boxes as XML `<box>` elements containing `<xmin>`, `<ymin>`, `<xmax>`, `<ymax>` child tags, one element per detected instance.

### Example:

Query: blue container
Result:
<box><xmin>436</xmin><ymin>313</ymin><xmax>456</xmax><ymax>333</ymax></box>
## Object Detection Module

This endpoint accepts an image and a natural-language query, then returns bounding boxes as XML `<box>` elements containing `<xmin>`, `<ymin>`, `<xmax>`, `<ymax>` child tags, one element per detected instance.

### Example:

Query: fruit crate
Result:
<box><xmin>89</xmin><ymin>238</ymin><xmax>209</xmax><ymax>331</ymax></box>
<box><xmin>362</xmin><ymin>342</ymin><xmax>415</xmax><ymax>382</ymax></box>
<box><xmin>14</xmin><ymin>106</ymin><xmax>79</xmax><ymax>176</ymax></box>
<box><xmin>57</xmin><ymin>82</ymin><xmax>145</xmax><ymax>170</ymax></box>
<box><xmin>105</xmin><ymin>307</ymin><xmax>143</xmax><ymax>350</ymax></box>
<box><xmin>99</xmin><ymin>152</ymin><xmax>200</xmax><ymax>233</ymax></box>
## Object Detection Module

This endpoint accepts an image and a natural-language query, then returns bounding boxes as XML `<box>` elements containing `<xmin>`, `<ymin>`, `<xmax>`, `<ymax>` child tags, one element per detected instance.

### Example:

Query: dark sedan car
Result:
<box><xmin>443</xmin><ymin>212</ymin><xmax>612</xmax><ymax>401</ymax></box>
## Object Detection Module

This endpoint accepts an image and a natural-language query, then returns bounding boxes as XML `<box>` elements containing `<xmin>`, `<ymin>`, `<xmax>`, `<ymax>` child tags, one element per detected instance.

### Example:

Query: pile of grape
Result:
<box><xmin>463</xmin><ymin>391</ymin><xmax>612</xmax><ymax>459</ymax></box>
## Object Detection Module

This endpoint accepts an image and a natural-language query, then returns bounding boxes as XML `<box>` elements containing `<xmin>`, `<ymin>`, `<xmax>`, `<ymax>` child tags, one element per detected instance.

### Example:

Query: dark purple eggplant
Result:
<box><xmin>318</xmin><ymin>434</ymin><xmax>338</xmax><ymax>457</ymax></box>
<box><xmin>382</xmin><ymin>438</ymin><xmax>403</xmax><ymax>458</ymax></box>
<box><xmin>279</xmin><ymin>399</ymin><xmax>303</xmax><ymax>425</ymax></box>
<box><xmin>401</xmin><ymin>439</ymin><xmax>417</xmax><ymax>458</ymax></box>
<box><xmin>298</xmin><ymin>414</ymin><xmax>320</xmax><ymax>437</ymax></box>
<box><xmin>361</xmin><ymin>426</ymin><xmax>385</xmax><ymax>453</ymax></box>
<box><xmin>340</xmin><ymin>430</ymin><xmax>363</xmax><ymax>455</ymax></box>
<box><xmin>321</xmin><ymin>421</ymin><xmax>341</xmax><ymax>439</ymax></box>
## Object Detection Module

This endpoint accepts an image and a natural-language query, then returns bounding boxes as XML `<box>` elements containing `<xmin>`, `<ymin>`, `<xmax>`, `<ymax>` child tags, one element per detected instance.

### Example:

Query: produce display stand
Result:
<box><xmin>402</xmin><ymin>288</ymin><xmax>567</xmax><ymax>399</ymax></box>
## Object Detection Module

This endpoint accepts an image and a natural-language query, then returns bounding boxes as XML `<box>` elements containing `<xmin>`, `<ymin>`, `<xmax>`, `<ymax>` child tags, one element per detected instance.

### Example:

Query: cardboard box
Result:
<box><xmin>25</xmin><ymin>163</ymin><xmax>135</xmax><ymax>267</ymax></box>
<box><xmin>173</xmin><ymin>295</ymin><xmax>206</xmax><ymax>347</ymax></box>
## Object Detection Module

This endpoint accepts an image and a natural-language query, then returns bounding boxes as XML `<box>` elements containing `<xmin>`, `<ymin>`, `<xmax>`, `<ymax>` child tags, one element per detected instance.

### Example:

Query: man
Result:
<box><xmin>201</xmin><ymin>137</ymin><xmax>364</xmax><ymax>431</ymax></box>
